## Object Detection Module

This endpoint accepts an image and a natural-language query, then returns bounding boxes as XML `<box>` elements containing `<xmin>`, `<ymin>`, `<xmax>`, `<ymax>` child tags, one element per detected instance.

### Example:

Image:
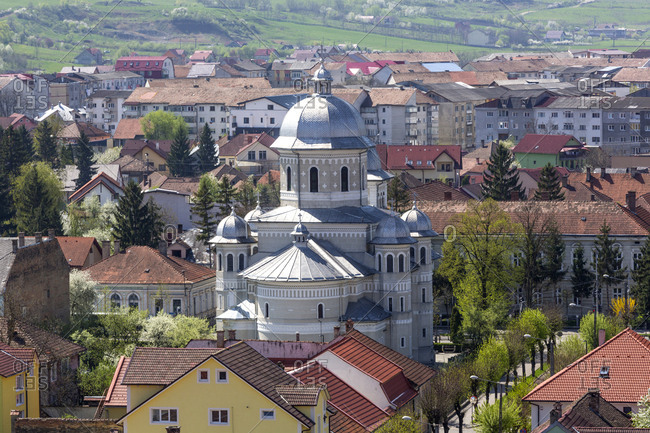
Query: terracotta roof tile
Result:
<box><xmin>122</xmin><ymin>347</ymin><xmax>219</xmax><ymax>385</ymax></box>
<box><xmin>569</xmin><ymin>172</ymin><xmax>650</xmax><ymax>205</ymax></box>
<box><xmin>364</xmin><ymin>52</ymin><xmax>459</xmax><ymax>63</ymax></box>
<box><xmin>409</xmin><ymin>181</ymin><xmax>472</xmax><ymax>202</ymax></box>
<box><xmin>56</xmin><ymin>236</ymin><xmax>100</xmax><ymax>268</ymax></box>
<box><xmin>613</xmin><ymin>68</ymin><xmax>650</xmax><ymax>83</ymax></box>
<box><xmin>275</xmin><ymin>384</ymin><xmax>324</xmax><ymax>406</ymax></box>
<box><xmin>105</xmin><ymin>356</ymin><xmax>129</xmax><ymax>407</ymax></box>
<box><xmin>376</xmin><ymin>143</ymin><xmax>462</xmax><ymax>169</ymax></box>
<box><xmin>0</xmin><ymin>342</ymin><xmax>34</xmax><ymax>377</ymax></box>
<box><xmin>513</xmin><ymin>134</ymin><xmax>581</xmax><ymax>155</ymax></box>
<box><xmin>524</xmin><ymin>328</ymin><xmax>650</xmax><ymax>403</ymax></box>
<box><xmin>113</xmin><ymin>118</ymin><xmax>144</xmax><ymax>140</ymax></box>
<box><xmin>368</xmin><ymin>88</ymin><xmax>415</xmax><ymax>106</ymax></box>
<box><xmin>59</xmin><ymin>122</ymin><xmax>110</xmax><ymax>141</ymax></box>
<box><xmin>69</xmin><ymin>172</ymin><xmax>123</xmax><ymax>203</ymax></box>
<box><xmin>85</xmin><ymin>246</ymin><xmax>213</xmax><ymax>285</ymax></box>
<box><xmin>257</xmin><ymin>170</ymin><xmax>280</xmax><ymax>185</ymax></box>
<box><xmin>0</xmin><ymin>318</ymin><xmax>85</xmax><ymax>363</ymax></box>
<box><xmin>574</xmin><ymin>429</ymin><xmax>650</xmax><ymax>433</ymax></box>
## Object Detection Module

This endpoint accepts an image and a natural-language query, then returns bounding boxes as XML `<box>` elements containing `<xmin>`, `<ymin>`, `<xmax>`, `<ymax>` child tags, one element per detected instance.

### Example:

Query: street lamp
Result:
<box><xmin>470</xmin><ymin>375</ymin><xmax>503</xmax><ymax>433</ymax></box>
<box><xmin>402</xmin><ymin>415</ymin><xmax>437</xmax><ymax>433</ymax></box>
<box><xmin>524</xmin><ymin>333</ymin><xmax>561</xmax><ymax>375</ymax></box>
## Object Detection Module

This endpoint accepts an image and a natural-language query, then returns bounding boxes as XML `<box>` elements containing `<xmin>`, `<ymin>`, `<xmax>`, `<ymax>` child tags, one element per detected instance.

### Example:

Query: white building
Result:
<box><xmin>86</xmin><ymin>90</ymin><xmax>132</xmax><ymax>132</ymax></box>
<box><xmin>210</xmin><ymin>66</ymin><xmax>436</xmax><ymax>363</ymax></box>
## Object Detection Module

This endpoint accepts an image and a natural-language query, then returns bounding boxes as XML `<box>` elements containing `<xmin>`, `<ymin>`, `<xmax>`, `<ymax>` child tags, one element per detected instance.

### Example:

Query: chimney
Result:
<box><xmin>333</xmin><ymin>326</ymin><xmax>341</xmax><ymax>338</ymax></box>
<box><xmin>444</xmin><ymin>191</ymin><xmax>453</xmax><ymax>201</ymax></box>
<box><xmin>165</xmin><ymin>427</ymin><xmax>181</xmax><ymax>433</ymax></box>
<box><xmin>630</xmin><ymin>167</ymin><xmax>638</xmax><ymax>178</ymax></box>
<box><xmin>295</xmin><ymin>332</ymin><xmax>301</xmax><ymax>342</ymax></box>
<box><xmin>228</xmin><ymin>329</ymin><xmax>236</xmax><ymax>341</ymax></box>
<box><xmin>550</xmin><ymin>402</ymin><xmax>562</xmax><ymax>424</ymax></box>
<box><xmin>11</xmin><ymin>239</ymin><xmax>17</xmax><ymax>254</ymax></box>
<box><xmin>48</xmin><ymin>228</ymin><xmax>55</xmax><ymax>240</ymax></box>
<box><xmin>102</xmin><ymin>241</ymin><xmax>110</xmax><ymax>259</ymax></box>
<box><xmin>626</xmin><ymin>191</ymin><xmax>636</xmax><ymax>213</ymax></box>
<box><xmin>114</xmin><ymin>240</ymin><xmax>120</xmax><ymax>254</ymax></box>
<box><xmin>18</xmin><ymin>232</ymin><xmax>24</xmax><ymax>248</ymax></box>
<box><xmin>476</xmin><ymin>157</ymin><xmax>480</xmax><ymax>164</ymax></box>
<box><xmin>598</xmin><ymin>329</ymin><xmax>606</xmax><ymax>346</ymax></box>
<box><xmin>158</xmin><ymin>239</ymin><xmax>168</xmax><ymax>256</ymax></box>
<box><xmin>600</xmin><ymin>166</ymin><xmax>606</xmax><ymax>178</ymax></box>
<box><xmin>216</xmin><ymin>330</ymin><xmax>225</xmax><ymax>348</ymax></box>
<box><xmin>35</xmin><ymin>232</ymin><xmax>42</xmax><ymax>243</ymax></box>
<box><xmin>588</xmin><ymin>389</ymin><xmax>600</xmax><ymax>413</ymax></box>
<box><xmin>586</xmin><ymin>167</ymin><xmax>592</xmax><ymax>182</ymax></box>
<box><xmin>345</xmin><ymin>319</ymin><xmax>354</xmax><ymax>333</ymax></box>
<box><xmin>510</xmin><ymin>191</ymin><xmax>519</xmax><ymax>201</ymax></box>
<box><xmin>561</xmin><ymin>175</ymin><xmax>568</xmax><ymax>187</ymax></box>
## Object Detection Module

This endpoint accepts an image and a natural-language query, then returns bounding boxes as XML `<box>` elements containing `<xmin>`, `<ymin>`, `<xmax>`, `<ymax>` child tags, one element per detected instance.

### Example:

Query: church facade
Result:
<box><xmin>210</xmin><ymin>66</ymin><xmax>437</xmax><ymax>363</ymax></box>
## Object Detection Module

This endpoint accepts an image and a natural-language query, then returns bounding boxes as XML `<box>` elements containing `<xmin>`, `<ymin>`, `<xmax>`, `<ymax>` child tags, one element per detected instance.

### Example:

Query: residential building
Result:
<box><xmin>218</xmin><ymin>133</ymin><xmax>269</xmax><ymax>166</ymax></box>
<box><xmin>115</xmin><ymin>56</ymin><xmax>174</xmax><ymax>79</ymax></box>
<box><xmin>602</xmin><ymin>97</ymin><xmax>650</xmax><ymax>153</ymax></box>
<box><xmin>362</xmin><ymin>51</ymin><xmax>460</xmax><ymax>64</ymax></box>
<box><xmin>467</xmin><ymin>29</ymin><xmax>492</xmax><ymax>46</ymax></box>
<box><xmin>60</xmin><ymin>163</ymin><xmax>121</xmax><ymax>201</ymax></box>
<box><xmin>0</xmin><ymin>74</ymin><xmax>49</xmax><ymax>118</ymax></box>
<box><xmin>189</xmin><ymin>50</ymin><xmax>215</xmax><ymax>63</ymax></box>
<box><xmin>143</xmin><ymin>188</ymin><xmax>195</xmax><ymax>233</ymax></box>
<box><xmin>363</xmin><ymin>88</ymin><xmax>417</xmax><ymax>145</ymax></box>
<box><xmin>534</xmin><ymin>96</ymin><xmax>607</xmax><ymax>146</ymax></box>
<box><xmin>230</xmin><ymin>94</ymin><xmax>308</xmax><ymax>137</ymax></box>
<box><xmin>0</xmin><ymin>343</ymin><xmax>39</xmax><ymax>430</ymax></box>
<box><xmin>85</xmin><ymin>245</ymin><xmax>214</xmax><ymax>317</ymax></box>
<box><xmin>231</xmin><ymin>59</ymin><xmax>266</xmax><ymax>78</ymax></box>
<box><xmin>612</xmin><ymin>68</ymin><xmax>650</xmax><ymax>90</ymax></box>
<box><xmin>512</xmin><ymin>134</ymin><xmax>587</xmax><ymax>170</ymax></box>
<box><xmin>232</xmin><ymin>134</ymin><xmax>279</xmax><ymax>175</ymax></box>
<box><xmin>254</xmin><ymin>48</ymin><xmax>278</xmax><ymax>61</ymax></box>
<box><xmin>121</xmin><ymin>139</ymin><xmax>172</xmax><ymax>174</ymax></box>
<box><xmin>0</xmin><ymin>233</ymin><xmax>70</xmax><ymax>326</ymax></box>
<box><xmin>0</xmin><ymin>113</ymin><xmax>36</xmax><ymax>131</ymax></box>
<box><xmin>68</xmin><ymin>172</ymin><xmax>124</xmax><ymax>204</ymax></box>
<box><xmin>545</xmin><ymin>30</ymin><xmax>567</xmax><ymax>42</ymax></box>
<box><xmin>113</xmin><ymin>118</ymin><xmax>145</xmax><ymax>146</ymax></box>
<box><xmin>74</xmin><ymin>48</ymin><xmax>103</xmax><ymax>65</ymax></box>
<box><xmin>163</xmin><ymin>49</ymin><xmax>187</xmax><ymax>65</ymax></box>
<box><xmin>86</xmin><ymin>90</ymin><xmax>132</xmax><ymax>132</ymax></box>
<box><xmin>56</xmin><ymin>237</ymin><xmax>103</xmax><ymax>269</ymax></box>
<box><xmin>58</xmin><ymin>121</ymin><xmax>111</xmax><ymax>151</ymax></box>
<box><xmin>376</xmin><ymin>144</ymin><xmax>462</xmax><ymax>185</ymax></box>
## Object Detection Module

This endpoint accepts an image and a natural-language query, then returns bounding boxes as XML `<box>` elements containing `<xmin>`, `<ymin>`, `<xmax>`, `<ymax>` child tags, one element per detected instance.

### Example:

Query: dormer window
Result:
<box><xmin>600</xmin><ymin>366</ymin><xmax>610</xmax><ymax>379</ymax></box>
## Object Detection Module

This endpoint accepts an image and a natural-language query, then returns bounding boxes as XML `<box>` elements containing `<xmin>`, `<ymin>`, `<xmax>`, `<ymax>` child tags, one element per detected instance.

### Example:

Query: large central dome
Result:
<box><xmin>271</xmin><ymin>94</ymin><xmax>373</xmax><ymax>151</ymax></box>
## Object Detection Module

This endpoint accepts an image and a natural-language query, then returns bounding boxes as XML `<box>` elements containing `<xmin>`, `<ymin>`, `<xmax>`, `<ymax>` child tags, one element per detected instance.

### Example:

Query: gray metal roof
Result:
<box><xmin>216</xmin><ymin>300</ymin><xmax>256</xmax><ymax>320</ymax></box>
<box><xmin>401</xmin><ymin>204</ymin><xmax>438</xmax><ymax>238</ymax></box>
<box><xmin>240</xmin><ymin>238</ymin><xmax>372</xmax><ymax>282</ymax></box>
<box><xmin>340</xmin><ymin>297</ymin><xmax>391</xmax><ymax>322</ymax></box>
<box><xmin>257</xmin><ymin>206</ymin><xmax>389</xmax><ymax>225</ymax></box>
<box><xmin>372</xmin><ymin>214</ymin><xmax>417</xmax><ymax>245</ymax></box>
<box><xmin>209</xmin><ymin>210</ymin><xmax>255</xmax><ymax>244</ymax></box>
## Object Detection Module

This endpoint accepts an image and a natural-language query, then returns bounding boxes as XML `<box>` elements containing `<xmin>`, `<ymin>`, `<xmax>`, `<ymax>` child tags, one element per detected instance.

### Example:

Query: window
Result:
<box><xmin>286</xmin><ymin>166</ymin><xmax>292</xmax><ymax>191</ymax></box>
<box><xmin>227</xmin><ymin>254</ymin><xmax>234</xmax><ymax>272</ymax></box>
<box><xmin>400</xmin><ymin>296</ymin><xmax>405</xmax><ymax>312</ymax></box>
<box><xmin>210</xmin><ymin>409</ymin><xmax>229</xmax><ymax>425</ymax></box>
<box><xmin>498</xmin><ymin>121</ymin><xmax>508</xmax><ymax>129</ymax></box>
<box><xmin>388</xmin><ymin>297</ymin><xmax>393</xmax><ymax>312</ymax></box>
<box><xmin>422</xmin><ymin>288</ymin><xmax>426</xmax><ymax>303</ymax></box>
<box><xmin>243</xmin><ymin>117</ymin><xmax>250</xmax><ymax>124</ymax></box>
<box><xmin>151</xmin><ymin>408</ymin><xmax>178</xmax><ymax>424</ymax></box>
<box><xmin>16</xmin><ymin>392</ymin><xmax>24</xmax><ymax>406</ymax></box>
<box><xmin>238</xmin><ymin>254</ymin><xmax>245</xmax><ymax>271</ymax></box>
<box><xmin>128</xmin><ymin>294</ymin><xmax>139</xmax><ymax>309</ymax></box>
<box><xmin>592</xmin><ymin>125</ymin><xmax>600</xmax><ymax>130</ymax></box>
<box><xmin>216</xmin><ymin>370</ymin><xmax>228</xmax><ymax>383</ymax></box>
<box><xmin>400</xmin><ymin>337</ymin><xmax>406</xmax><ymax>348</ymax></box>
<box><xmin>172</xmin><ymin>299</ymin><xmax>182</xmax><ymax>315</ymax></box>
<box><xmin>15</xmin><ymin>375</ymin><xmax>24</xmax><ymax>391</ymax></box>
<box><xmin>264</xmin><ymin>303</ymin><xmax>269</xmax><ymax>318</ymax></box>
<box><xmin>258</xmin><ymin>151</ymin><xmax>267</xmax><ymax>160</ymax></box>
<box><xmin>608</xmin><ymin>125</ymin><xmax>615</xmax><ymax>131</ymax></box>
<box><xmin>420</xmin><ymin>247</ymin><xmax>426</xmax><ymax>265</ymax></box>
<box><xmin>551</xmin><ymin>112</ymin><xmax>558</xmax><ymax>118</ymax></box>
<box><xmin>487</xmin><ymin>111</ymin><xmax>494</xmax><ymax>117</ymax></box>
<box><xmin>538</xmin><ymin>112</ymin><xmax>545</xmax><ymax>118</ymax></box>
<box><xmin>267</xmin><ymin>104</ymin><xmax>274</xmax><ymax>110</ymax></box>
<box><xmin>387</xmin><ymin>255</ymin><xmax>394</xmax><ymax>273</ymax></box>
<box><xmin>341</xmin><ymin>166</ymin><xmax>349</xmax><ymax>192</ymax></box>
<box><xmin>248</xmin><ymin>150</ymin><xmax>256</xmax><ymax>161</ymax></box>
<box><xmin>261</xmin><ymin>409</ymin><xmax>275</xmax><ymax>420</ymax></box>
<box><xmin>155</xmin><ymin>298</ymin><xmax>163</xmax><ymax>315</ymax></box>
<box><xmin>377</xmin><ymin>254</ymin><xmax>382</xmax><ymax>272</ymax></box>
<box><xmin>592</xmin><ymin>113</ymin><xmax>600</xmax><ymax>118</ymax></box>
<box><xmin>422</xmin><ymin>328</ymin><xmax>427</xmax><ymax>338</ymax></box>
<box><xmin>217</xmin><ymin>253</ymin><xmax>222</xmax><ymax>271</ymax></box>
<box><xmin>110</xmin><ymin>293</ymin><xmax>121</xmax><ymax>308</ymax></box>
<box><xmin>270</xmin><ymin>117</ymin><xmax>275</xmax><ymax>124</ymax></box>
<box><xmin>198</xmin><ymin>369</ymin><xmax>209</xmax><ymax>383</ymax></box>
<box><xmin>398</xmin><ymin>254</ymin><xmax>405</xmax><ymax>272</ymax></box>
<box><xmin>310</xmin><ymin>167</ymin><xmax>318</xmax><ymax>192</ymax></box>
<box><xmin>316</xmin><ymin>303</ymin><xmax>325</xmax><ymax>319</ymax></box>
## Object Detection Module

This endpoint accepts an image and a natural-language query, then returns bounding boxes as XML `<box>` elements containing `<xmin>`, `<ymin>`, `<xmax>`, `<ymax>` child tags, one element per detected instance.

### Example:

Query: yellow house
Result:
<box><xmin>118</xmin><ymin>342</ymin><xmax>329</xmax><ymax>433</ymax></box>
<box><xmin>0</xmin><ymin>344</ymin><xmax>39</xmax><ymax>433</ymax></box>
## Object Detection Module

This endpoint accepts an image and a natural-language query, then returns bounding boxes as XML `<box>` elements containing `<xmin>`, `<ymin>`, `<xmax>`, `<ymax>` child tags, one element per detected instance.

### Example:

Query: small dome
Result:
<box><xmin>401</xmin><ymin>202</ymin><xmax>438</xmax><ymax>237</ymax></box>
<box><xmin>372</xmin><ymin>214</ymin><xmax>416</xmax><ymax>245</ymax></box>
<box><xmin>291</xmin><ymin>213</ymin><xmax>309</xmax><ymax>243</ymax></box>
<box><xmin>313</xmin><ymin>64</ymin><xmax>333</xmax><ymax>82</ymax></box>
<box><xmin>209</xmin><ymin>209</ymin><xmax>255</xmax><ymax>244</ymax></box>
<box><xmin>244</xmin><ymin>203</ymin><xmax>264</xmax><ymax>222</ymax></box>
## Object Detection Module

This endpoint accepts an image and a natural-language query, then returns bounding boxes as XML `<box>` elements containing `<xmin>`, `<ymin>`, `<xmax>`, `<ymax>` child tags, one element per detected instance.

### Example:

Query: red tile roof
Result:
<box><xmin>523</xmin><ymin>328</ymin><xmax>650</xmax><ymax>404</ymax></box>
<box><xmin>56</xmin><ymin>236</ymin><xmax>100</xmax><ymax>268</ymax></box>
<box><xmin>377</xmin><ymin>144</ymin><xmax>462</xmax><ymax>170</ymax></box>
<box><xmin>219</xmin><ymin>133</ymin><xmax>264</xmax><ymax>157</ymax></box>
<box><xmin>409</xmin><ymin>181</ymin><xmax>472</xmax><ymax>202</ymax></box>
<box><xmin>69</xmin><ymin>172</ymin><xmax>123</xmax><ymax>203</ymax></box>
<box><xmin>257</xmin><ymin>169</ymin><xmax>280</xmax><ymax>185</ymax></box>
<box><xmin>113</xmin><ymin>118</ymin><xmax>144</xmax><ymax>140</ymax></box>
<box><xmin>105</xmin><ymin>356</ymin><xmax>129</xmax><ymax>407</ymax></box>
<box><xmin>59</xmin><ymin>122</ymin><xmax>110</xmax><ymax>141</ymax></box>
<box><xmin>115</xmin><ymin>56</ymin><xmax>169</xmax><ymax>72</ymax></box>
<box><xmin>513</xmin><ymin>134</ymin><xmax>582</xmax><ymax>155</ymax></box>
<box><xmin>0</xmin><ymin>318</ymin><xmax>85</xmax><ymax>363</ymax></box>
<box><xmin>122</xmin><ymin>347</ymin><xmax>219</xmax><ymax>385</ymax></box>
<box><xmin>275</xmin><ymin>384</ymin><xmax>324</xmax><ymax>406</ymax></box>
<box><xmin>0</xmin><ymin>342</ymin><xmax>34</xmax><ymax>377</ymax></box>
<box><xmin>85</xmin><ymin>246</ymin><xmax>214</xmax><ymax>285</ymax></box>
<box><xmin>569</xmin><ymin>171</ymin><xmax>650</xmax><ymax>205</ymax></box>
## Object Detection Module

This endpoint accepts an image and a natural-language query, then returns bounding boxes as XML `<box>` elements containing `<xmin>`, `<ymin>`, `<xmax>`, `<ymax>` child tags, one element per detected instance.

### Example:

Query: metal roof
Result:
<box><xmin>340</xmin><ymin>297</ymin><xmax>391</xmax><ymax>322</ymax></box>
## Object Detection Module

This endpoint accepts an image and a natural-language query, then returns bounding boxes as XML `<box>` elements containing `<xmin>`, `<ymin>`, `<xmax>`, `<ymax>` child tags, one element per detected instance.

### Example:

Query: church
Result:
<box><xmin>210</xmin><ymin>65</ymin><xmax>437</xmax><ymax>363</ymax></box>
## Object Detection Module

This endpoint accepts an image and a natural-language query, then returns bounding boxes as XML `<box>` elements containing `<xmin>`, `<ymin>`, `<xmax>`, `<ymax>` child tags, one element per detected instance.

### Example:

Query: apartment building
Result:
<box><xmin>86</xmin><ymin>90</ymin><xmax>132</xmax><ymax>132</ymax></box>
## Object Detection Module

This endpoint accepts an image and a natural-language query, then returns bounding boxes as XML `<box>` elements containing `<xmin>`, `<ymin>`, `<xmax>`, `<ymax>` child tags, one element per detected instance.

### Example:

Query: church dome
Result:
<box><xmin>372</xmin><ymin>214</ymin><xmax>416</xmax><ymax>245</ymax></box>
<box><xmin>209</xmin><ymin>209</ymin><xmax>255</xmax><ymax>244</ymax></box>
<box><xmin>244</xmin><ymin>203</ymin><xmax>264</xmax><ymax>222</ymax></box>
<box><xmin>401</xmin><ymin>202</ymin><xmax>438</xmax><ymax>238</ymax></box>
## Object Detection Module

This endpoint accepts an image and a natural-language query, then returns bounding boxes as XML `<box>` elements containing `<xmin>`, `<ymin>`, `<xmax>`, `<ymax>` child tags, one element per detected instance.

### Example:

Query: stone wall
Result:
<box><xmin>15</xmin><ymin>418</ymin><xmax>121</xmax><ymax>433</ymax></box>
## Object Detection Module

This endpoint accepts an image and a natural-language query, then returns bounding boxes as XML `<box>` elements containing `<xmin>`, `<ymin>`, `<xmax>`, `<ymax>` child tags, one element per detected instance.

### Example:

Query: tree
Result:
<box><xmin>632</xmin><ymin>236</ymin><xmax>650</xmax><ymax>317</ymax></box>
<box><xmin>375</xmin><ymin>412</ymin><xmax>419</xmax><ymax>433</ymax></box>
<box><xmin>167</xmin><ymin>125</ymin><xmax>193</xmax><ymax>177</ymax></box>
<box><xmin>256</xmin><ymin>178</ymin><xmax>280</xmax><ymax>209</ymax></box>
<box><xmin>237</xmin><ymin>176</ymin><xmax>257</xmax><ymax>215</ymax></box>
<box><xmin>196</xmin><ymin>123</ymin><xmax>218</xmax><ymax>173</ymax></box>
<box><xmin>33</xmin><ymin>119</ymin><xmax>59</xmax><ymax>167</ymax></box>
<box><xmin>555</xmin><ymin>334</ymin><xmax>587</xmax><ymax>371</ymax></box>
<box><xmin>475</xmin><ymin>337</ymin><xmax>509</xmax><ymax>403</ymax></box>
<box><xmin>387</xmin><ymin>174</ymin><xmax>411</xmax><ymax>212</ymax></box>
<box><xmin>516</xmin><ymin>203</ymin><xmax>549</xmax><ymax>307</ymax></box>
<box><xmin>192</xmin><ymin>174</ymin><xmax>217</xmax><ymax>243</ymax></box>
<box><xmin>0</xmin><ymin>125</ymin><xmax>32</xmax><ymax>178</ymax></box>
<box><xmin>142</xmin><ymin>312</ymin><xmax>212</xmax><ymax>348</ymax></box>
<box><xmin>420</xmin><ymin>368</ymin><xmax>455</xmax><ymax>433</ymax></box>
<box><xmin>140</xmin><ymin>110</ymin><xmax>187</xmax><ymax>140</ymax></box>
<box><xmin>75</xmin><ymin>131</ymin><xmax>97</xmax><ymax>189</ymax></box>
<box><xmin>473</xmin><ymin>398</ymin><xmax>523</xmax><ymax>433</ymax></box>
<box><xmin>12</xmin><ymin>162</ymin><xmax>63</xmax><ymax>234</ymax></box>
<box><xmin>541</xmin><ymin>219</ymin><xmax>565</xmax><ymax>287</ymax></box>
<box><xmin>64</xmin><ymin>196</ymin><xmax>117</xmax><ymax>240</ymax></box>
<box><xmin>112</xmin><ymin>182</ymin><xmax>163</xmax><ymax>248</ymax></box>
<box><xmin>632</xmin><ymin>391</ymin><xmax>650</xmax><ymax>427</ymax></box>
<box><xmin>59</xmin><ymin>142</ymin><xmax>75</xmax><ymax>166</ymax></box>
<box><xmin>95</xmin><ymin>145</ymin><xmax>122</xmax><ymax>164</ymax></box>
<box><xmin>571</xmin><ymin>243</ymin><xmax>595</xmax><ymax>302</ymax></box>
<box><xmin>215</xmin><ymin>175</ymin><xmax>237</xmax><ymax>215</ymax></box>
<box><xmin>482</xmin><ymin>143</ymin><xmax>524</xmax><ymax>201</ymax></box>
<box><xmin>69</xmin><ymin>269</ymin><xmax>98</xmax><ymax>323</ymax></box>
<box><xmin>504</xmin><ymin>325</ymin><xmax>527</xmax><ymax>386</ymax></box>
<box><xmin>516</xmin><ymin>309</ymin><xmax>549</xmax><ymax>374</ymax></box>
<box><xmin>579</xmin><ymin>312</ymin><xmax>622</xmax><ymax>350</ymax></box>
<box><xmin>534</xmin><ymin>163</ymin><xmax>565</xmax><ymax>201</ymax></box>
<box><xmin>594</xmin><ymin>221</ymin><xmax>627</xmax><ymax>315</ymax></box>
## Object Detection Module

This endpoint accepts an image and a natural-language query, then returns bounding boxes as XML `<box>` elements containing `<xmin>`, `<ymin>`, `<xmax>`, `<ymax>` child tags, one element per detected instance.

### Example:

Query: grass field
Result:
<box><xmin>0</xmin><ymin>0</ymin><xmax>649</xmax><ymax>73</ymax></box>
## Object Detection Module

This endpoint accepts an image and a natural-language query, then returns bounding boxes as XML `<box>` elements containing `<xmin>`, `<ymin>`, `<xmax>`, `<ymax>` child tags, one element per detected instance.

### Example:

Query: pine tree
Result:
<box><xmin>387</xmin><ymin>174</ymin><xmax>411</xmax><ymax>212</ymax></box>
<box><xmin>167</xmin><ymin>126</ymin><xmax>192</xmax><ymax>177</ymax></box>
<box><xmin>571</xmin><ymin>243</ymin><xmax>595</xmax><ymax>300</ymax></box>
<box><xmin>632</xmin><ymin>237</ymin><xmax>650</xmax><ymax>316</ymax></box>
<box><xmin>542</xmin><ymin>219</ymin><xmax>566</xmax><ymax>286</ymax></box>
<box><xmin>60</xmin><ymin>143</ymin><xmax>75</xmax><ymax>166</ymax></box>
<box><xmin>15</xmin><ymin>125</ymin><xmax>33</xmax><ymax>171</ymax></box>
<box><xmin>113</xmin><ymin>182</ymin><xmax>163</xmax><ymax>248</ymax></box>
<box><xmin>75</xmin><ymin>131</ymin><xmax>96</xmax><ymax>190</ymax></box>
<box><xmin>534</xmin><ymin>163</ymin><xmax>565</xmax><ymax>201</ymax></box>
<box><xmin>482</xmin><ymin>143</ymin><xmax>524</xmax><ymax>201</ymax></box>
<box><xmin>215</xmin><ymin>175</ymin><xmax>236</xmax><ymax>215</ymax></box>
<box><xmin>33</xmin><ymin>120</ymin><xmax>59</xmax><ymax>167</ymax></box>
<box><xmin>236</xmin><ymin>176</ymin><xmax>257</xmax><ymax>215</ymax></box>
<box><xmin>196</xmin><ymin>123</ymin><xmax>218</xmax><ymax>174</ymax></box>
<box><xmin>594</xmin><ymin>221</ymin><xmax>627</xmax><ymax>314</ymax></box>
<box><xmin>12</xmin><ymin>162</ymin><xmax>63</xmax><ymax>234</ymax></box>
<box><xmin>0</xmin><ymin>125</ymin><xmax>32</xmax><ymax>178</ymax></box>
<box><xmin>192</xmin><ymin>175</ymin><xmax>217</xmax><ymax>242</ymax></box>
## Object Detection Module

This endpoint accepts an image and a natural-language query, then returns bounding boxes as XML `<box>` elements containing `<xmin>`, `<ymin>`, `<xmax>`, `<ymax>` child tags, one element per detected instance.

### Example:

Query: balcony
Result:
<box><xmin>406</xmin><ymin>106</ymin><xmax>418</xmax><ymax>113</ymax></box>
<box><xmin>406</xmin><ymin>118</ymin><xmax>417</xmax><ymax>125</ymax></box>
<box><xmin>407</xmin><ymin>129</ymin><xmax>418</xmax><ymax>137</ymax></box>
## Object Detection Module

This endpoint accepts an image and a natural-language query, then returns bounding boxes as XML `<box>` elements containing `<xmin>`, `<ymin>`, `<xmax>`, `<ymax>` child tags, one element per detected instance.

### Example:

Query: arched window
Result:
<box><xmin>238</xmin><ymin>253</ymin><xmax>245</xmax><ymax>271</ymax></box>
<box><xmin>310</xmin><ymin>167</ymin><xmax>319</xmax><ymax>192</ymax></box>
<box><xmin>217</xmin><ymin>253</ymin><xmax>222</xmax><ymax>271</ymax></box>
<box><xmin>227</xmin><ymin>254</ymin><xmax>234</xmax><ymax>272</ymax></box>
<box><xmin>398</xmin><ymin>254</ymin><xmax>405</xmax><ymax>272</ymax></box>
<box><xmin>420</xmin><ymin>247</ymin><xmax>426</xmax><ymax>265</ymax></box>
<box><xmin>264</xmin><ymin>303</ymin><xmax>269</xmax><ymax>318</ymax></box>
<box><xmin>128</xmin><ymin>294</ymin><xmax>139</xmax><ymax>309</ymax></box>
<box><xmin>317</xmin><ymin>303</ymin><xmax>324</xmax><ymax>319</ymax></box>
<box><xmin>341</xmin><ymin>166</ymin><xmax>349</xmax><ymax>192</ymax></box>
<box><xmin>377</xmin><ymin>253</ymin><xmax>382</xmax><ymax>272</ymax></box>
<box><xmin>387</xmin><ymin>254</ymin><xmax>394</xmax><ymax>273</ymax></box>
<box><xmin>410</xmin><ymin>247</ymin><xmax>415</xmax><ymax>263</ymax></box>
<box><xmin>286</xmin><ymin>166</ymin><xmax>292</xmax><ymax>191</ymax></box>
<box><xmin>110</xmin><ymin>293</ymin><xmax>121</xmax><ymax>308</ymax></box>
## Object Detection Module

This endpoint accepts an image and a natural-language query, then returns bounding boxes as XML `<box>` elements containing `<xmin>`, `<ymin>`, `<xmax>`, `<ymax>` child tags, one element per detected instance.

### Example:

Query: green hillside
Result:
<box><xmin>0</xmin><ymin>0</ymin><xmax>648</xmax><ymax>73</ymax></box>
